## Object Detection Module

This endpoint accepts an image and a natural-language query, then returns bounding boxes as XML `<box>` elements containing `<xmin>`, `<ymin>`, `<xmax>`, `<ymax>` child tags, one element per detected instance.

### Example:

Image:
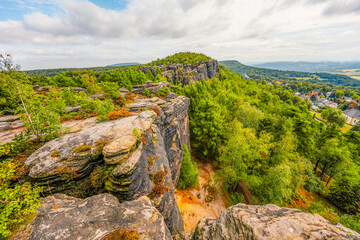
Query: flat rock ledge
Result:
<box><xmin>27</xmin><ymin>193</ymin><xmax>171</xmax><ymax>240</ymax></box>
<box><xmin>192</xmin><ymin>203</ymin><xmax>360</xmax><ymax>240</ymax></box>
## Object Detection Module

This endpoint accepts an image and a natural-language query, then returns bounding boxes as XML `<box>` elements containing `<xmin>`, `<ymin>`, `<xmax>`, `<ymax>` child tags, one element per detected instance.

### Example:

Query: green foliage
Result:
<box><xmin>143</xmin><ymin>88</ymin><xmax>150</xmax><ymax>97</ymax></box>
<box><xmin>97</xmin><ymin>67</ymin><xmax>147</xmax><ymax>90</ymax></box>
<box><xmin>22</xmin><ymin>94</ymin><xmax>62</xmax><ymax>142</ymax></box>
<box><xmin>0</xmin><ymin>159</ymin><xmax>42</xmax><ymax>238</ymax></box>
<box><xmin>157</xmin><ymin>86</ymin><xmax>170</xmax><ymax>97</ymax></box>
<box><xmin>351</xmin><ymin>121</ymin><xmax>360</xmax><ymax>132</ymax></box>
<box><xmin>149</xmin><ymin>52</ymin><xmax>212</xmax><ymax>66</ymax></box>
<box><xmin>95</xmin><ymin>99</ymin><xmax>115</xmax><ymax>122</ymax></box>
<box><xmin>321</xmin><ymin>108</ymin><xmax>346</xmax><ymax>127</ymax></box>
<box><xmin>340</xmin><ymin>213</ymin><xmax>360</xmax><ymax>233</ymax></box>
<box><xmin>314</xmin><ymin>138</ymin><xmax>349</xmax><ymax>182</ymax></box>
<box><xmin>328</xmin><ymin>165</ymin><xmax>360</xmax><ymax>214</ymax></box>
<box><xmin>178</xmin><ymin>145</ymin><xmax>199</xmax><ymax>189</ymax></box>
<box><xmin>98</xmin><ymin>81</ymin><xmax>120</xmax><ymax>99</ymax></box>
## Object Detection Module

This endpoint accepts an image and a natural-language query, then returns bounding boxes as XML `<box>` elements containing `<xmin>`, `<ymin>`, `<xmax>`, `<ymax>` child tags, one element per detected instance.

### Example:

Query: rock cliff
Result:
<box><xmin>139</xmin><ymin>60</ymin><xmax>218</xmax><ymax>86</ymax></box>
<box><xmin>24</xmin><ymin>93</ymin><xmax>190</xmax><ymax>235</ymax></box>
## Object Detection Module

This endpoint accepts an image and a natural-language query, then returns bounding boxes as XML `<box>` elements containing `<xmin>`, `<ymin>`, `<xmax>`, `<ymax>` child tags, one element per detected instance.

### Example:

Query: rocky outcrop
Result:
<box><xmin>24</xmin><ymin>94</ymin><xmax>190</xmax><ymax>235</ymax></box>
<box><xmin>139</xmin><ymin>60</ymin><xmax>218</xmax><ymax>86</ymax></box>
<box><xmin>27</xmin><ymin>194</ymin><xmax>171</xmax><ymax>240</ymax></box>
<box><xmin>0</xmin><ymin>115</ymin><xmax>24</xmax><ymax>131</ymax></box>
<box><xmin>192</xmin><ymin>203</ymin><xmax>360</xmax><ymax>240</ymax></box>
<box><xmin>131</xmin><ymin>80</ymin><xmax>171</xmax><ymax>95</ymax></box>
<box><xmin>0</xmin><ymin>115</ymin><xmax>25</xmax><ymax>144</ymax></box>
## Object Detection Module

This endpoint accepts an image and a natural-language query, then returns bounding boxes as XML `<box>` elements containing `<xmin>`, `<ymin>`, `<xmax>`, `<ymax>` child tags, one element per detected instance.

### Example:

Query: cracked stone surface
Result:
<box><xmin>27</xmin><ymin>194</ymin><xmax>171</xmax><ymax>240</ymax></box>
<box><xmin>192</xmin><ymin>203</ymin><xmax>360</xmax><ymax>240</ymax></box>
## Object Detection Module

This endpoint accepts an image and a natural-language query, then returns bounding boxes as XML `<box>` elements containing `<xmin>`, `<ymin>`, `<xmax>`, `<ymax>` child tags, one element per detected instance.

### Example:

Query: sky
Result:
<box><xmin>0</xmin><ymin>0</ymin><xmax>359</xmax><ymax>70</ymax></box>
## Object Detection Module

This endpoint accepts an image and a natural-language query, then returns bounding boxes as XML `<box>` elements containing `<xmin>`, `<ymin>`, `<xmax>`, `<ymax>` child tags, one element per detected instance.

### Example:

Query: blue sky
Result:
<box><xmin>0</xmin><ymin>0</ymin><xmax>359</xmax><ymax>70</ymax></box>
<box><xmin>0</xmin><ymin>0</ymin><xmax>128</xmax><ymax>21</ymax></box>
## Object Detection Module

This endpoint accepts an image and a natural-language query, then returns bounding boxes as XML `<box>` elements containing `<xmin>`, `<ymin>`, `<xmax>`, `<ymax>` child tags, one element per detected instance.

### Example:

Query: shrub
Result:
<box><xmin>149</xmin><ymin>106</ymin><xmax>161</xmax><ymax>116</ymax></box>
<box><xmin>113</xmin><ymin>96</ymin><xmax>126</xmax><ymax>106</ymax></box>
<box><xmin>177</xmin><ymin>144</ymin><xmax>199</xmax><ymax>189</ymax></box>
<box><xmin>0</xmin><ymin>159</ymin><xmax>42</xmax><ymax>238</ymax></box>
<box><xmin>101</xmin><ymin>228</ymin><xmax>140</xmax><ymax>240</ymax></box>
<box><xmin>157</xmin><ymin>86</ymin><xmax>170</xmax><ymax>97</ymax></box>
<box><xmin>340</xmin><ymin>213</ymin><xmax>360</xmax><ymax>233</ymax></box>
<box><xmin>56</xmin><ymin>166</ymin><xmax>79</xmax><ymax>182</ymax></box>
<box><xmin>74</xmin><ymin>144</ymin><xmax>92</xmax><ymax>153</ymax></box>
<box><xmin>106</xmin><ymin>109</ymin><xmax>133</xmax><ymax>120</ymax></box>
<box><xmin>51</xmin><ymin>150</ymin><xmax>60</xmax><ymax>158</ymax></box>
<box><xmin>96</xmin><ymin>140</ymin><xmax>107</xmax><ymax>155</ymax></box>
<box><xmin>21</xmin><ymin>98</ymin><xmax>61</xmax><ymax>142</ymax></box>
<box><xmin>150</xmin><ymin>171</ymin><xmax>167</xmax><ymax>198</ymax></box>
<box><xmin>147</xmin><ymin>156</ymin><xmax>154</xmax><ymax>166</ymax></box>
<box><xmin>143</xmin><ymin>88</ymin><xmax>150</xmax><ymax>97</ymax></box>
<box><xmin>98</xmin><ymin>81</ymin><xmax>120</xmax><ymax>99</ymax></box>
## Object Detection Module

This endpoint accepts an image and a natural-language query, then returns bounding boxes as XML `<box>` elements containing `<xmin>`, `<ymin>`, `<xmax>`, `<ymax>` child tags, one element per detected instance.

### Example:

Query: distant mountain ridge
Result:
<box><xmin>220</xmin><ymin>60</ymin><xmax>360</xmax><ymax>87</ymax></box>
<box><xmin>249</xmin><ymin>61</ymin><xmax>360</xmax><ymax>73</ymax></box>
<box><xmin>106</xmin><ymin>62</ymin><xmax>141</xmax><ymax>67</ymax></box>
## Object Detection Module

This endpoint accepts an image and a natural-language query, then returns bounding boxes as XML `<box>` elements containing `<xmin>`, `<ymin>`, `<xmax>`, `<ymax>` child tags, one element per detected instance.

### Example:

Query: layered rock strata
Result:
<box><xmin>139</xmin><ymin>60</ymin><xmax>218</xmax><ymax>86</ymax></box>
<box><xmin>131</xmin><ymin>80</ymin><xmax>171</xmax><ymax>95</ymax></box>
<box><xmin>24</xmin><ymin>94</ymin><xmax>191</xmax><ymax>234</ymax></box>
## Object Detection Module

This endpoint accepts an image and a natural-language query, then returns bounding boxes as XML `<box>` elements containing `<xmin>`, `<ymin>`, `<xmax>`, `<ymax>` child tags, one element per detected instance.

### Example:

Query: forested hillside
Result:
<box><xmin>1</xmin><ymin>52</ymin><xmax>359</xmax><ymax>238</ymax></box>
<box><xmin>220</xmin><ymin>60</ymin><xmax>360</xmax><ymax>88</ymax></box>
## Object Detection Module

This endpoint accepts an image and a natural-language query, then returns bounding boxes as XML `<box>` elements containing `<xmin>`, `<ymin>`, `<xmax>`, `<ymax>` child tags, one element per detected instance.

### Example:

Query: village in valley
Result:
<box><xmin>263</xmin><ymin>79</ymin><xmax>360</xmax><ymax>127</ymax></box>
<box><xmin>295</xmin><ymin>89</ymin><xmax>360</xmax><ymax>126</ymax></box>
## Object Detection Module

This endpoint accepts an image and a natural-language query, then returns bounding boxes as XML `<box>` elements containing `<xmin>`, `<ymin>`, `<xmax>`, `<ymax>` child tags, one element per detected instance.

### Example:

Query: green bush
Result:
<box><xmin>340</xmin><ymin>213</ymin><xmax>360</xmax><ymax>233</ymax></box>
<box><xmin>143</xmin><ymin>88</ymin><xmax>150</xmax><ymax>97</ymax></box>
<box><xmin>177</xmin><ymin>145</ymin><xmax>199</xmax><ymax>189</ymax></box>
<box><xmin>98</xmin><ymin>81</ymin><xmax>120</xmax><ymax>99</ymax></box>
<box><xmin>157</xmin><ymin>86</ymin><xmax>170</xmax><ymax>97</ymax></box>
<box><xmin>0</xmin><ymin>159</ymin><xmax>43</xmax><ymax>238</ymax></box>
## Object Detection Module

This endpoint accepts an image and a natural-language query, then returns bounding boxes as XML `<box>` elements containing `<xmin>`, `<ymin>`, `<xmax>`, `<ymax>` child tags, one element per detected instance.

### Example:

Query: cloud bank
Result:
<box><xmin>0</xmin><ymin>0</ymin><xmax>359</xmax><ymax>69</ymax></box>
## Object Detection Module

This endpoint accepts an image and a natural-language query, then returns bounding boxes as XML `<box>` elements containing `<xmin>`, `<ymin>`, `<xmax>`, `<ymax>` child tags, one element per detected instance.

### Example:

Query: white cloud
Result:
<box><xmin>0</xmin><ymin>0</ymin><xmax>359</xmax><ymax>69</ymax></box>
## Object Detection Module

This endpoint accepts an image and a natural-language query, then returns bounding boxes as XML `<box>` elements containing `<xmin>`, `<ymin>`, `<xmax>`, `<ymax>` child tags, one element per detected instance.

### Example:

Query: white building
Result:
<box><xmin>343</xmin><ymin>108</ymin><xmax>360</xmax><ymax>125</ymax></box>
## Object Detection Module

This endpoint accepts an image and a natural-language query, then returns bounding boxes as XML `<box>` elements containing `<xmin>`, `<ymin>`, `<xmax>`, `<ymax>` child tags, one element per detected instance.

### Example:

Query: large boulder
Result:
<box><xmin>192</xmin><ymin>203</ymin><xmax>360</xmax><ymax>240</ymax></box>
<box><xmin>27</xmin><ymin>194</ymin><xmax>171</xmax><ymax>240</ymax></box>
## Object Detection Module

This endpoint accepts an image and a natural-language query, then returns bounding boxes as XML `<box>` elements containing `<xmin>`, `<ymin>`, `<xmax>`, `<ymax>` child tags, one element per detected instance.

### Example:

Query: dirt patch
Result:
<box><xmin>175</xmin><ymin>161</ymin><xmax>226</xmax><ymax>231</ymax></box>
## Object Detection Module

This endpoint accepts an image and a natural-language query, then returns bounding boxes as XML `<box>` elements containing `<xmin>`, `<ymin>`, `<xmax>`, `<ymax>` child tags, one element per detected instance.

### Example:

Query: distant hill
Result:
<box><xmin>250</xmin><ymin>61</ymin><xmax>360</xmax><ymax>72</ymax></box>
<box><xmin>249</xmin><ymin>61</ymin><xmax>360</xmax><ymax>80</ymax></box>
<box><xmin>220</xmin><ymin>60</ymin><xmax>360</xmax><ymax>87</ymax></box>
<box><xmin>106</xmin><ymin>62</ymin><xmax>141</xmax><ymax>67</ymax></box>
<box><xmin>24</xmin><ymin>65</ymin><xmax>132</xmax><ymax>77</ymax></box>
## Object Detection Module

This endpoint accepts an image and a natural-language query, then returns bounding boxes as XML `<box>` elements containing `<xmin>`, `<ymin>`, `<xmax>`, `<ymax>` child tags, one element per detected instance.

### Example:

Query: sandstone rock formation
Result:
<box><xmin>24</xmin><ymin>94</ymin><xmax>190</xmax><ymax>235</ymax></box>
<box><xmin>131</xmin><ymin>80</ymin><xmax>171</xmax><ymax>95</ymax></box>
<box><xmin>27</xmin><ymin>194</ymin><xmax>171</xmax><ymax>240</ymax></box>
<box><xmin>192</xmin><ymin>203</ymin><xmax>360</xmax><ymax>240</ymax></box>
<box><xmin>0</xmin><ymin>114</ymin><xmax>25</xmax><ymax>144</ymax></box>
<box><xmin>139</xmin><ymin>60</ymin><xmax>218</xmax><ymax>86</ymax></box>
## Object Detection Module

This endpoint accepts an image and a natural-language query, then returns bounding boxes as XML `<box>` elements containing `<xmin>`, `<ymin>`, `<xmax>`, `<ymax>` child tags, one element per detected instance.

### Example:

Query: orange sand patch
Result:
<box><xmin>175</xmin><ymin>161</ymin><xmax>226</xmax><ymax>231</ymax></box>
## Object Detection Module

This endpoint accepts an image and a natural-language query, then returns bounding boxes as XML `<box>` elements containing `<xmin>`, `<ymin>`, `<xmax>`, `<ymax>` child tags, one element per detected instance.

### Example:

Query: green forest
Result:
<box><xmin>1</xmin><ymin>52</ymin><xmax>360</xmax><ymax>238</ymax></box>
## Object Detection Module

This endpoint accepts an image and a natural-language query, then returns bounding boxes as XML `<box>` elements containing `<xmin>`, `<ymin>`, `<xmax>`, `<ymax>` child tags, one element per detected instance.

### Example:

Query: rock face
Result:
<box><xmin>0</xmin><ymin>115</ymin><xmax>26</xmax><ymax>144</ymax></box>
<box><xmin>131</xmin><ymin>80</ymin><xmax>171</xmax><ymax>95</ymax></box>
<box><xmin>24</xmin><ymin>94</ymin><xmax>190</xmax><ymax>235</ymax></box>
<box><xmin>27</xmin><ymin>194</ymin><xmax>171</xmax><ymax>240</ymax></box>
<box><xmin>139</xmin><ymin>60</ymin><xmax>218</xmax><ymax>86</ymax></box>
<box><xmin>192</xmin><ymin>203</ymin><xmax>360</xmax><ymax>240</ymax></box>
